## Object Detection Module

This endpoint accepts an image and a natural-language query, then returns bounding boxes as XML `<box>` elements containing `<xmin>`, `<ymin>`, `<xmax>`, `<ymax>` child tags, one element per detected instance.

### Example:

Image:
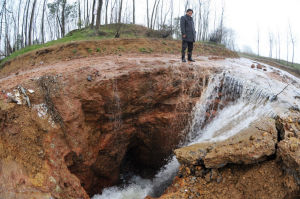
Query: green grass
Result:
<box><xmin>0</xmin><ymin>24</ymin><xmax>148</xmax><ymax>66</ymax></box>
<box><xmin>139</xmin><ymin>47</ymin><xmax>153</xmax><ymax>53</ymax></box>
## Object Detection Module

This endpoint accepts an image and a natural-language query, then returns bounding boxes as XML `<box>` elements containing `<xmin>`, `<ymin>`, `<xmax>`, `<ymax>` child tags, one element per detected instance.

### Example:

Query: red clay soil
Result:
<box><xmin>0</xmin><ymin>38</ymin><xmax>238</xmax><ymax>79</ymax></box>
<box><xmin>0</xmin><ymin>52</ymin><xmax>220</xmax><ymax>198</ymax></box>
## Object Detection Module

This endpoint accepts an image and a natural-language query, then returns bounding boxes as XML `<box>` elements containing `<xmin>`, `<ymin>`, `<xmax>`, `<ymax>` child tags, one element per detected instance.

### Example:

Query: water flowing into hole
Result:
<box><xmin>92</xmin><ymin>73</ymin><xmax>275</xmax><ymax>199</ymax></box>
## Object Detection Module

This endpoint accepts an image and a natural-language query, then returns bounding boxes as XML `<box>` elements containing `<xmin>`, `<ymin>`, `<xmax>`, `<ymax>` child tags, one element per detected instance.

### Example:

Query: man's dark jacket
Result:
<box><xmin>180</xmin><ymin>15</ymin><xmax>196</xmax><ymax>42</ymax></box>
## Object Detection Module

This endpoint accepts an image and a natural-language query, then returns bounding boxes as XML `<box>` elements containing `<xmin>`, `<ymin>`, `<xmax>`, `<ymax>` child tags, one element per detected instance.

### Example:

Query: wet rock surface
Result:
<box><xmin>159</xmin><ymin>112</ymin><xmax>300</xmax><ymax>199</ymax></box>
<box><xmin>175</xmin><ymin>118</ymin><xmax>277</xmax><ymax>168</ymax></box>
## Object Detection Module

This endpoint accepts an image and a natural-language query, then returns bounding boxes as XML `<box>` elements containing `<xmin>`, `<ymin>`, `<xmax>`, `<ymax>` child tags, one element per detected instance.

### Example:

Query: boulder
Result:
<box><xmin>175</xmin><ymin>118</ymin><xmax>277</xmax><ymax>168</ymax></box>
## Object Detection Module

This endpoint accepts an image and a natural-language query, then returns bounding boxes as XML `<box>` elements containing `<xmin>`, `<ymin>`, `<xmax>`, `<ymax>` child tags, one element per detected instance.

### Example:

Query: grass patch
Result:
<box><xmin>0</xmin><ymin>24</ymin><xmax>151</xmax><ymax>66</ymax></box>
<box><xmin>139</xmin><ymin>47</ymin><xmax>153</xmax><ymax>53</ymax></box>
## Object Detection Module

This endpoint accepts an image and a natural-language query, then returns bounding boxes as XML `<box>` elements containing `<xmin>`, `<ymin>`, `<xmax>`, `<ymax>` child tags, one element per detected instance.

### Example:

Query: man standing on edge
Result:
<box><xmin>180</xmin><ymin>9</ymin><xmax>196</xmax><ymax>62</ymax></box>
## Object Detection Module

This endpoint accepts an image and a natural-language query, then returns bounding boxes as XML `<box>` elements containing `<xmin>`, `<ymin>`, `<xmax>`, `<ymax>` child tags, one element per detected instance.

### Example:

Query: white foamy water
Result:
<box><xmin>92</xmin><ymin>156</ymin><xmax>179</xmax><ymax>199</ymax></box>
<box><xmin>93</xmin><ymin>58</ymin><xmax>300</xmax><ymax>199</ymax></box>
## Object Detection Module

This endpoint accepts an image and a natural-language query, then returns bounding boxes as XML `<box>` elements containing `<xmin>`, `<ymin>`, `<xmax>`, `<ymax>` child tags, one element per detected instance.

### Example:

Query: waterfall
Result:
<box><xmin>188</xmin><ymin>73</ymin><xmax>274</xmax><ymax>144</ymax></box>
<box><xmin>92</xmin><ymin>73</ymin><xmax>276</xmax><ymax>199</ymax></box>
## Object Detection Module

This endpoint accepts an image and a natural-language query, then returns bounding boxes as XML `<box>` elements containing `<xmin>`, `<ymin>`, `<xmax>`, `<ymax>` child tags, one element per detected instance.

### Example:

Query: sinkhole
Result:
<box><xmin>64</xmin><ymin>72</ymin><xmax>275</xmax><ymax>199</ymax></box>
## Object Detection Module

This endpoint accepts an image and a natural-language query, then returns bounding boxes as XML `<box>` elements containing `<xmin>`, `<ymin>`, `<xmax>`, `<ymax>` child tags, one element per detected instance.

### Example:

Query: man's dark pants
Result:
<box><xmin>182</xmin><ymin>40</ymin><xmax>194</xmax><ymax>60</ymax></box>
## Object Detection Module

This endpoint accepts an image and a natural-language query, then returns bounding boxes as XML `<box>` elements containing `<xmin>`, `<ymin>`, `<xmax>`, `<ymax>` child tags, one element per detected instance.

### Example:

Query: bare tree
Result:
<box><xmin>24</xmin><ymin>0</ymin><xmax>31</xmax><ymax>46</ymax></box>
<box><xmin>91</xmin><ymin>0</ymin><xmax>96</xmax><ymax>27</ymax></box>
<box><xmin>78</xmin><ymin>0</ymin><xmax>81</xmax><ymax>28</ymax></box>
<box><xmin>46</xmin><ymin>8</ymin><xmax>54</xmax><ymax>40</ymax></box>
<box><xmin>289</xmin><ymin>23</ymin><xmax>295</xmax><ymax>66</ymax></box>
<box><xmin>41</xmin><ymin>0</ymin><xmax>47</xmax><ymax>43</ymax></box>
<box><xmin>268</xmin><ymin>32</ymin><xmax>273</xmax><ymax>58</ymax></box>
<box><xmin>150</xmin><ymin>0</ymin><xmax>159</xmax><ymax>29</ymax></box>
<box><xmin>105</xmin><ymin>0</ymin><xmax>109</xmax><ymax>24</ymax></box>
<box><xmin>170</xmin><ymin>0</ymin><xmax>173</xmax><ymax>31</ymax></box>
<box><xmin>146</xmin><ymin>0</ymin><xmax>149</xmax><ymax>28</ymax></box>
<box><xmin>257</xmin><ymin>26</ymin><xmax>260</xmax><ymax>56</ymax></box>
<box><xmin>28</xmin><ymin>0</ymin><xmax>37</xmax><ymax>46</ymax></box>
<box><xmin>184</xmin><ymin>0</ymin><xmax>188</xmax><ymax>12</ymax></box>
<box><xmin>118</xmin><ymin>0</ymin><xmax>123</xmax><ymax>23</ymax></box>
<box><xmin>61</xmin><ymin>0</ymin><xmax>67</xmax><ymax>37</ymax></box>
<box><xmin>86</xmin><ymin>0</ymin><xmax>89</xmax><ymax>26</ymax></box>
<box><xmin>152</xmin><ymin>0</ymin><xmax>161</xmax><ymax>29</ymax></box>
<box><xmin>202</xmin><ymin>0</ymin><xmax>210</xmax><ymax>41</ymax></box>
<box><xmin>286</xmin><ymin>31</ymin><xmax>289</xmax><ymax>65</ymax></box>
<box><xmin>16</xmin><ymin>0</ymin><xmax>22</xmax><ymax>48</ymax></box>
<box><xmin>132</xmin><ymin>0</ymin><xmax>135</xmax><ymax>24</ymax></box>
<box><xmin>277</xmin><ymin>32</ymin><xmax>281</xmax><ymax>61</ymax></box>
<box><xmin>110</xmin><ymin>0</ymin><xmax>116</xmax><ymax>23</ymax></box>
<box><xmin>96</xmin><ymin>0</ymin><xmax>103</xmax><ymax>29</ymax></box>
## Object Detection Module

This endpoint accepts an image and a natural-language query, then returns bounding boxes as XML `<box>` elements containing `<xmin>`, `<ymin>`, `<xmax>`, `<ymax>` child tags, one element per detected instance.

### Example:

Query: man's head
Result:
<box><xmin>186</xmin><ymin>9</ymin><xmax>193</xmax><ymax>17</ymax></box>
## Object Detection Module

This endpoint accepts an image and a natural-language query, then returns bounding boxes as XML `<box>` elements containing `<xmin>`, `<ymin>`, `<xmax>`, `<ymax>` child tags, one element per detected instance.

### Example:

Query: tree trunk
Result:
<box><xmin>150</xmin><ymin>0</ymin><xmax>158</xmax><ymax>29</ymax></box>
<box><xmin>170</xmin><ymin>0</ymin><xmax>173</xmax><ymax>32</ymax></box>
<box><xmin>46</xmin><ymin>10</ymin><xmax>53</xmax><ymax>40</ymax></box>
<box><xmin>41</xmin><ymin>0</ymin><xmax>47</xmax><ymax>44</ymax></box>
<box><xmin>78</xmin><ymin>0</ymin><xmax>81</xmax><ymax>28</ymax></box>
<box><xmin>96</xmin><ymin>0</ymin><xmax>103</xmax><ymax>29</ymax></box>
<box><xmin>289</xmin><ymin>23</ymin><xmax>295</xmax><ymax>66</ymax></box>
<box><xmin>105</xmin><ymin>0</ymin><xmax>109</xmax><ymax>24</ymax></box>
<box><xmin>152</xmin><ymin>0</ymin><xmax>160</xmax><ymax>30</ymax></box>
<box><xmin>269</xmin><ymin>32</ymin><xmax>273</xmax><ymax>58</ymax></box>
<box><xmin>28</xmin><ymin>0</ymin><xmax>37</xmax><ymax>46</ymax></box>
<box><xmin>292</xmin><ymin>42</ymin><xmax>294</xmax><ymax>66</ymax></box>
<box><xmin>146</xmin><ymin>0</ymin><xmax>149</xmax><ymax>28</ymax></box>
<box><xmin>0</xmin><ymin>2</ymin><xmax>4</xmax><ymax>47</ymax></box>
<box><xmin>16</xmin><ymin>0</ymin><xmax>22</xmax><ymax>49</ymax></box>
<box><xmin>61</xmin><ymin>0</ymin><xmax>67</xmax><ymax>37</ymax></box>
<box><xmin>132</xmin><ymin>0</ymin><xmax>135</xmax><ymax>24</ymax></box>
<box><xmin>278</xmin><ymin>32</ymin><xmax>280</xmax><ymax>61</ymax></box>
<box><xmin>257</xmin><ymin>28</ymin><xmax>260</xmax><ymax>56</ymax></box>
<box><xmin>91</xmin><ymin>0</ymin><xmax>96</xmax><ymax>27</ymax></box>
<box><xmin>118</xmin><ymin>0</ymin><xmax>123</xmax><ymax>23</ymax></box>
<box><xmin>286</xmin><ymin>32</ymin><xmax>289</xmax><ymax>66</ymax></box>
<box><xmin>110</xmin><ymin>0</ymin><xmax>116</xmax><ymax>23</ymax></box>
<box><xmin>24</xmin><ymin>0</ymin><xmax>31</xmax><ymax>46</ymax></box>
<box><xmin>86</xmin><ymin>0</ymin><xmax>89</xmax><ymax>26</ymax></box>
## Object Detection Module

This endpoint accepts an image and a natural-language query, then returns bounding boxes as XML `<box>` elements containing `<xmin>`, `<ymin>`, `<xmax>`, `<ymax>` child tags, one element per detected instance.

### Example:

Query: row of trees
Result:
<box><xmin>257</xmin><ymin>24</ymin><xmax>296</xmax><ymax>66</ymax></box>
<box><xmin>0</xmin><ymin>0</ymin><xmax>232</xmax><ymax>59</ymax></box>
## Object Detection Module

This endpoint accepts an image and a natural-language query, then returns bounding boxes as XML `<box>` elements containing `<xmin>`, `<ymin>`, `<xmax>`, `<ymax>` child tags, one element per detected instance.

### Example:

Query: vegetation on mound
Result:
<box><xmin>0</xmin><ymin>24</ymin><xmax>171</xmax><ymax>67</ymax></box>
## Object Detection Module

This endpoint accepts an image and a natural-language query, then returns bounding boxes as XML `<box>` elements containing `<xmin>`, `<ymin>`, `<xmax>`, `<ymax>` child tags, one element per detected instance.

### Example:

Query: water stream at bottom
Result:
<box><xmin>92</xmin><ymin>73</ymin><xmax>275</xmax><ymax>199</ymax></box>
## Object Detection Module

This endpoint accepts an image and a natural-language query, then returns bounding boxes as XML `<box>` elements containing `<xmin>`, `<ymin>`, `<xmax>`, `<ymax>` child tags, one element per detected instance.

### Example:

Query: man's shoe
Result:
<box><xmin>188</xmin><ymin>54</ymin><xmax>195</xmax><ymax>62</ymax></box>
<box><xmin>182</xmin><ymin>58</ymin><xmax>187</xmax><ymax>62</ymax></box>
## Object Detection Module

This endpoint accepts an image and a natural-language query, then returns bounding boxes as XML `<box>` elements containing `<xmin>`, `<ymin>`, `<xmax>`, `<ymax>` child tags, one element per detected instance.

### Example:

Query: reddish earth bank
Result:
<box><xmin>0</xmin><ymin>44</ymin><xmax>299</xmax><ymax>199</ymax></box>
<box><xmin>0</xmin><ymin>54</ymin><xmax>218</xmax><ymax>198</ymax></box>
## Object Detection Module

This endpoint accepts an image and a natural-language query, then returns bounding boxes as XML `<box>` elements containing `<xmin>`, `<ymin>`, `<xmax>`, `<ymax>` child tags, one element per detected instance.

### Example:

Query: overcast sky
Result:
<box><xmin>133</xmin><ymin>0</ymin><xmax>299</xmax><ymax>63</ymax></box>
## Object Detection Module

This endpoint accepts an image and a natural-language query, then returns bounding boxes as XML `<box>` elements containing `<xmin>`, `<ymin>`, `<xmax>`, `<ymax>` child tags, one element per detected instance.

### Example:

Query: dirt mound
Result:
<box><xmin>0</xmin><ymin>38</ymin><xmax>238</xmax><ymax>79</ymax></box>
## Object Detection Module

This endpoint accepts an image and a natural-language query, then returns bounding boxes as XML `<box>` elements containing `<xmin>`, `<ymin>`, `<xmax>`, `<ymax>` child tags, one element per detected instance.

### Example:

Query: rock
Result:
<box><xmin>87</xmin><ymin>75</ymin><xmax>92</xmax><ymax>81</ymax></box>
<box><xmin>211</xmin><ymin>169</ymin><xmax>219</xmax><ymax>181</ymax></box>
<box><xmin>205</xmin><ymin>172</ymin><xmax>211</xmax><ymax>182</ymax></box>
<box><xmin>257</xmin><ymin>64</ymin><xmax>265</xmax><ymax>69</ymax></box>
<box><xmin>175</xmin><ymin>118</ymin><xmax>277</xmax><ymax>169</ymax></box>
<box><xmin>277</xmin><ymin>137</ymin><xmax>300</xmax><ymax>184</ymax></box>
<box><xmin>257</xmin><ymin>64</ymin><xmax>262</xmax><ymax>69</ymax></box>
<box><xmin>251</xmin><ymin>64</ymin><xmax>255</xmax><ymax>69</ymax></box>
